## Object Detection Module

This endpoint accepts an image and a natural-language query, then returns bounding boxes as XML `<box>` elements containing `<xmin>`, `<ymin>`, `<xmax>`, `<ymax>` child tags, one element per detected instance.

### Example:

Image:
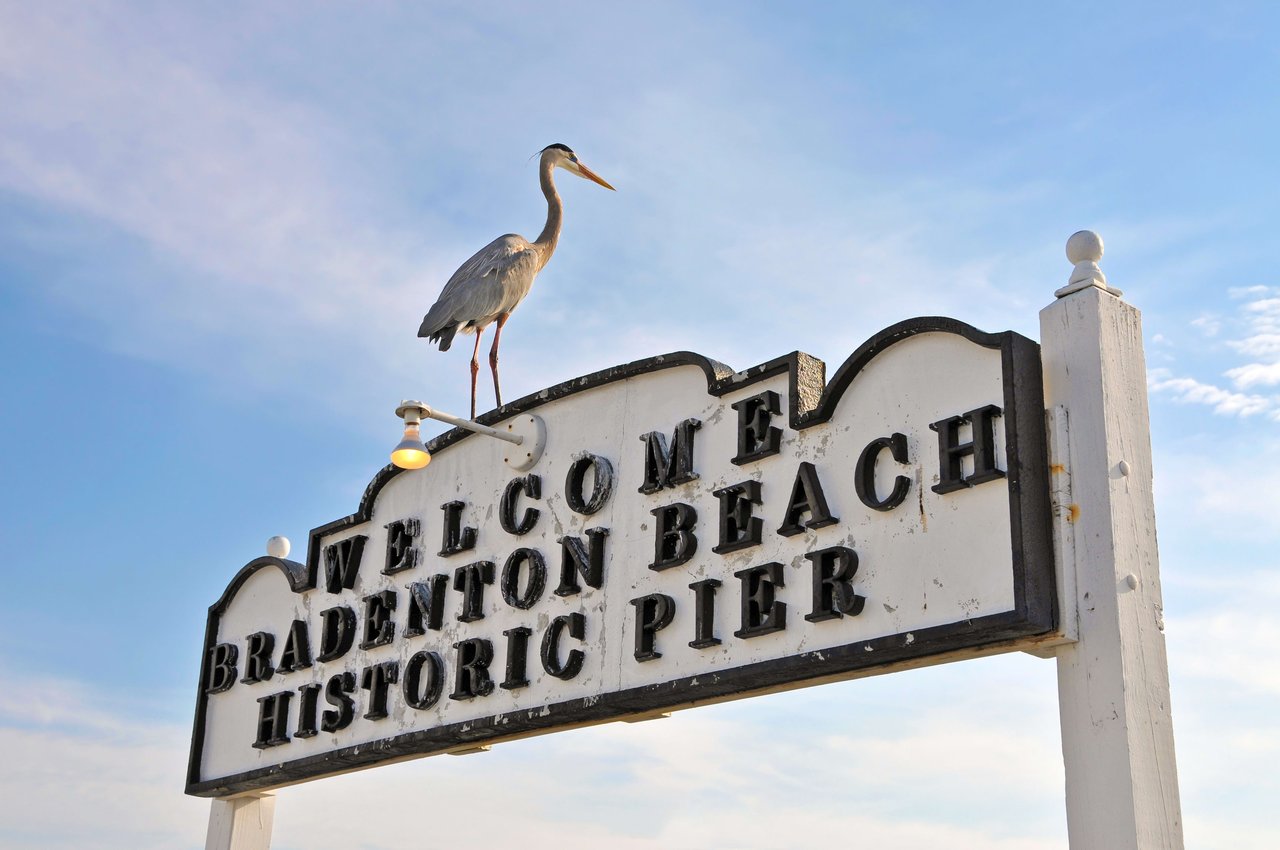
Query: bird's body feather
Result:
<box><xmin>418</xmin><ymin>234</ymin><xmax>542</xmax><ymax>350</ymax></box>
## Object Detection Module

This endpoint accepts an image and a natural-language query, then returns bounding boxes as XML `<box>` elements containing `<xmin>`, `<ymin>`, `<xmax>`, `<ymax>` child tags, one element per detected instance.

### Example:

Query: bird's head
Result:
<box><xmin>541</xmin><ymin>143</ymin><xmax>615</xmax><ymax>190</ymax></box>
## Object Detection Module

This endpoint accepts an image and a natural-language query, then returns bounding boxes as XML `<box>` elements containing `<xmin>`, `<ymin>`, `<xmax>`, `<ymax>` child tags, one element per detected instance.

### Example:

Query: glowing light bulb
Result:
<box><xmin>391</xmin><ymin>422</ymin><xmax>431</xmax><ymax>469</ymax></box>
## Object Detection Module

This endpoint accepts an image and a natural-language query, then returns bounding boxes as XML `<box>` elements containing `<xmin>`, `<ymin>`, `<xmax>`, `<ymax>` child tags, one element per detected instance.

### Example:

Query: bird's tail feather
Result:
<box><xmin>418</xmin><ymin>311</ymin><xmax>459</xmax><ymax>351</ymax></box>
<box><xmin>432</xmin><ymin>324</ymin><xmax>458</xmax><ymax>352</ymax></box>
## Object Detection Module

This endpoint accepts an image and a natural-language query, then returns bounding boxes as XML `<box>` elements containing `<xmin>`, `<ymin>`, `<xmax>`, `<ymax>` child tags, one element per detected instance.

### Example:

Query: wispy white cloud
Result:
<box><xmin>0</xmin><ymin>666</ymin><xmax>205</xmax><ymax>850</ymax></box>
<box><xmin>1160</xmin><ymin>570</ymin><xmax>1280</xmax><ymax>850</ymax></box>
<box><xmin>1148</xmin><ymin>286</ymin><xmax>1280</xmax><ymax>419</ymax></box>
<box><xmin>0</xmin><ymin>4</ymin><xmax>398</xmax><ymax>297</ymax></box>
<box><xmin>1222</xmin><ymin>289</ymin><xmax>1280</xmax><ymax>416</ymax></box>
<box><xmin>1191</xmin><ymin>314</ymin><xmax>1221</xmax><ymax>337</ymax></box>
<box><xmin>1226</xmin><ymin>362</ymin><xmax>1280</xmax><ymax>389</ymax></box>
<box><xmin>1230</xmin><ymin>334</ymin><xmax>1280</xmax><ymax>359</ymax></box>
<box><xmin>0</xmin><ymin>1</ymin><xmax>457</xmax><ymax>423</ymax></box>
<box><xmin>1225</xmin><ymin>294</ymin><xmax>1280</xmax><ymax>369</ymax></box>
<box><xmin>1148</xmin><ymin>369</ymin><xmax>1271</xmax><ymax>417</ymax></box>
<box><xmin>1170</xmin><ymin>606</ymin><xmax>1280</xmax><ymax>697</ymax></box>
<box><xmin>1151</xmin><ymin>435</ymin><xmax>1280</xmax><ymax>587</ymax></box>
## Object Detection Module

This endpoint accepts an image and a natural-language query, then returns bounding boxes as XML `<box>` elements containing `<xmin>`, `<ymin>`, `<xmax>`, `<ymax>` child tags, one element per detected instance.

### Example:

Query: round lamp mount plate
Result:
<box><xmin>503</xmin><ymin>414</ymin><xmax>546</xmax><ymax>472</ymax></box>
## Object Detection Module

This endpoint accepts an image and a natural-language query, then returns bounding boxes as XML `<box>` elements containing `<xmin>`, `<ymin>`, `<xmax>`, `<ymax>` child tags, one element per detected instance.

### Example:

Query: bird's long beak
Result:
<box><xmin>575</xmin><ymin>162</ymin><xmax>615</xmax><ymax>191</ymax></box>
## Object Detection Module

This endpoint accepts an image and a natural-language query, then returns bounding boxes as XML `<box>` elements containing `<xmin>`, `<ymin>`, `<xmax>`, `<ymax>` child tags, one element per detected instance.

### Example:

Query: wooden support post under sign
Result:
<box><xmin>205</xmin><ymin>793</ymin><xmax>276</xmax><ymax>850</ymax></box>
<box><xmin>1039</xmin><ymin>232</ymin><xmax>1184</xmax><ymax>848</ymax></box>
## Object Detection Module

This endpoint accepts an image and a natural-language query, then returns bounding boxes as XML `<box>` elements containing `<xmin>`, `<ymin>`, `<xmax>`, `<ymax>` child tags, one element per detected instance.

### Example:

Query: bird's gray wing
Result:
<box><xmin>419</xmin><ymin>235</ymin><xmax>539</xmax><ymax>346</ymax></box>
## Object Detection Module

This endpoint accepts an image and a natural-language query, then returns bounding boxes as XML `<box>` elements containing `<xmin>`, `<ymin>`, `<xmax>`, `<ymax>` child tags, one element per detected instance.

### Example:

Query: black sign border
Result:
<box><xmin>186</xmin><ymin>316</ymin><xmax>1055</xmax><ymax>797</ymax></box>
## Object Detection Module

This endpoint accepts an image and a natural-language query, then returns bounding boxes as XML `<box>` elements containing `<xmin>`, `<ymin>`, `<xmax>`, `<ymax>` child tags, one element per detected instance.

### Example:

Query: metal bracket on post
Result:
<box><xmin>205</xmin><ymin>792</ymin><xmax>276</xmax><ymax>850</ymax></box>
<box><xmin>1023</xmin><ymin>403</ymin><xmax>1080</xmax><ymax>658</ymax></box>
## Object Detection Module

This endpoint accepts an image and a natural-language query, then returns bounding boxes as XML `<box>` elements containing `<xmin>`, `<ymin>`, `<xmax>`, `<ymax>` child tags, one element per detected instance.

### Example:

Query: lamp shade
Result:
<box><xmin>390</xmin><ymin>423</ymin><xmax>431</xmax><ymax>470</ymax></box>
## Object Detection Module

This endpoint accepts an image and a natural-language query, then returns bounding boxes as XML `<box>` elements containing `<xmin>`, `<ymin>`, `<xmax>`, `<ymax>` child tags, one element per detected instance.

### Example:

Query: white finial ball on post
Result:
<box><xmin>1066</xmin><ymin>230</ymin><xmax>1104</xmax><ymax>265</ymax></box>
<box><xmin>1056</xmin><ymin>229</ymin><xmax>1122</xmax><ymax>299</ymax></box>
<box><xmin>266</xmin><ymin>536</ymin><xmax>291</xmax><ymax>559</ymax></box>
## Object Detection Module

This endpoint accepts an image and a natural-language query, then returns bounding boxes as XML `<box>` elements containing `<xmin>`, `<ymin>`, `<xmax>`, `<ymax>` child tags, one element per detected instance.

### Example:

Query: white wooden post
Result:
<box><xmin>205</xmin><ymin>792</ymin><xmax>276</xmax><ymax>850</ymax></box>
<box><xmin>1040</xmin><ymin>232</ymin><xmax>1183</xmax><ymax>849</ymax></box>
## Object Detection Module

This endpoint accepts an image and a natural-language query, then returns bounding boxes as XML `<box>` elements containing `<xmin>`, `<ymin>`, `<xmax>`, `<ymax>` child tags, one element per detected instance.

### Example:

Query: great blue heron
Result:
<box><xmin>418</xmin><ymin>143</ymin><xmax>615</xmax><ymax>419</ymax></box>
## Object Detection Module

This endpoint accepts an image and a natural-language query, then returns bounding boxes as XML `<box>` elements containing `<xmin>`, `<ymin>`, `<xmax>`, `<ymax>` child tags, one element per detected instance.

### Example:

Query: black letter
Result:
<box><xmin>804</xmin><ymin>546</ymin><xmax>866</xmax><ymax>622</ymax></box>
<box><xmin>689</xmin><ymin>578</ymin><xmax>721</xmax><ymax>649</ymax></box>
<box><xmin>777</xmin><ymin>462</ymin><xmax>838</xmax><ymax>536</ymax></box>
<box><xmin>735</xmin><ymin>562</ymin><xmax>787</xmax><ymax>639</ymax></box>
<box><xmin>541</xmin><ymin>613</ymin><xmax>586</xmax><ymax>680</ymax></box>
<box><xmin>930</xmin><ymin>404</ymin><xmax>1004</xmax><ymax>494</ymax></box>
<box><xmin>450</xmin><ymin>638</ymin><xmax>495</xmax><ymax>700</ymax></box>
<box><xmin>500</xmin><ymin>548</ymin><xmax>546</xmax><ymax>610</ymax></box>
<box><xmin>360</xmin><ymin>590</ymin><xmax>398</xmax><ymax>649</ymax></box>
<box><xmin>565</xmin><ymin>454</ymin><xmax>614</xmax><ymax>515</ymax></box>
<box><xmin>404</xmin><ymin>575</ymin><xmax>448</xmax><ymax>637</ymax></box>
<box><xmin>206</xmin><ymin>643</ymin><xmax>238</xmax><ymax>694</ymax></box>
<box><xmin>731</xmin><ymin>391</ymin><xmax>782</xmax><ymax>465</ymax></box>
<box><xmin>295</xmin><ymin>683</ymin><xmax>321</xmax><ymax>738</ymax></box>
<box><xmin>241</xmin><ymin>632</ymin><xmax>275</xmax><ymax>684</ymax></box>
<box><xmin>438</xmin><ymin>500</ymin><xmax>477</xmax><ymax>556</ymax></box>
<box><xmin>855</xmin><ymin>434</ymin><xmax>911</xmax><ymax>511</ymax></box>
<box><xmin>650</xmin><ymin>503</ymin><xmax>698</xmax><ymax>570</ymax></box>
<box><xmin>317</xmin><ymin>605</ymin><xmax>357</xmax><ymax>662</ymax></box>
<box><xmin>321</xmin><ymin>671</ymin><xmax>356</xmax><ymax>732</ymax></box>
<box><xmin>499</xmin><ymin>474</ymin><xmax>542</xmax><ymax>534</ymax></box>
<box><xmin>252</xmin><ymin>691</ymin><xmax>292</xmax><ymax>749</ymax></box>
<box><xmin>555</xmin><ymin>528</ymin><xmax>610</xmax><ymax>596</ymax></box>
<box><xmin>360</xmin><ymin>660</ymin><xmax>400</xmax><ymax>720</ymax></box>
<box><xmin>403</xmin><ymin>651</ymin><xmax>444</xmax><ymax>710</ymax></box>
<box><xmin>323</xmin><ymin>535</ymin><xmax>367</xmax><ymax>593</ymax></box>
<box><xmin>277</xmin><ymin>620</ymin><xmax>313</xmax><ymax>674</ymax></box>
<box><xmin>630</xmin><ymin>593</ymin><xmax>676</xmax><ymax>661</ymax></box>
<box><xmin>712</xmin><ymin>481</ymin><xmax>763</xmax><ymax>554</ymax></box>
<box><xmin>638</xmin><ymin>418</ymin><xmax>702</xmax><ymax>493</ymax></box>
<box><xmin>383</xmin><ymin>518</ymin><xmax>420</xmax><ymax>574</ymax></box>
<box><xmin>501</xmin><ymin>627</ymin><xmax>533</xmax><ymax>690</ymax></box>
<box><xmin>453</xmin><ymin>561</ymin><xmax>495</xmax><ymax>622</ymax></box>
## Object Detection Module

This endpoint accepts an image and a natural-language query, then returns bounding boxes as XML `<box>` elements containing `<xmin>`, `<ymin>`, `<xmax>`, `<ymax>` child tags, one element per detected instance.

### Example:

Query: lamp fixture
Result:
<box><xmin>391</xmin><ymin>400</ymin><xmax>546</xmax><ymax>472</ymax></box>
<box><xmin>391</xmin><ymin>402</ymin><xmax>432</xmax><ymax>470</ymax></box>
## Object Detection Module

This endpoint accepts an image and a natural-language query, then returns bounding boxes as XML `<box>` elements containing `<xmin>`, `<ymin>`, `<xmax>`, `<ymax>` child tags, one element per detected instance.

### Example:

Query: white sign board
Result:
<box><xmin>187</xmin><ymin>318</ymin><xmax>1054</xmax><ymax>797</ymax></box>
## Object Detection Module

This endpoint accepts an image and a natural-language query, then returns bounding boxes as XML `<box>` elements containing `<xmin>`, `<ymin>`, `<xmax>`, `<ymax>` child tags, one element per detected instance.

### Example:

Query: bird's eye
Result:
<box><xmin>570</xmin><ymin>154</ymin><xmax>578</xmax><ymax>163</ymax></box>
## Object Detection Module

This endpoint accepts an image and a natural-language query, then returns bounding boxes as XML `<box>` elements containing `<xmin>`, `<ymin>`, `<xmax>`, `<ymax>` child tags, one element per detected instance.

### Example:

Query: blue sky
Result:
<box><xmin>1</xmin><ymin>1</ymin><xmax>1278</xmax><ymax>847</ymax></box>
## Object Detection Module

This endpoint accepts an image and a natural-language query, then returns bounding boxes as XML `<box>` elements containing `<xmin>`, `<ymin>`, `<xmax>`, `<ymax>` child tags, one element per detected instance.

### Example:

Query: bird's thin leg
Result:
<box><xmin>489</xmin><ymin>313</ymin><xmax>509</xmax><ymax>410</ymax></box>
<box><xmin>469</xmin><ymin>329</ymin><xmax>484</xmax><ymax>420</ymax></box>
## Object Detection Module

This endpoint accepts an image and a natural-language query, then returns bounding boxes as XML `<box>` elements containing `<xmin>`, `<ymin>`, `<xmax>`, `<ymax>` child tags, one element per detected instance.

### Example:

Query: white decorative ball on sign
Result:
<box><xmin>266</xmin><ymin>536</ymin><xmax>291</xmax><ymax>559</ymax></box>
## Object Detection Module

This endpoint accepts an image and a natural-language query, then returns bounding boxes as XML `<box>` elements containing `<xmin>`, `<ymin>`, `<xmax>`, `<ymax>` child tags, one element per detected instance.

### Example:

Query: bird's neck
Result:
<box><xmin>532</xmin><ymin>158</ymin><xmax>562</xmax><ymax>269</ymax></box>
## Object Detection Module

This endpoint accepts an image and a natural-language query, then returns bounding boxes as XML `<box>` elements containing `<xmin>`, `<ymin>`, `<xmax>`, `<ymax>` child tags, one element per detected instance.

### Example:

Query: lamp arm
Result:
<box><xmin>395</xmin><ymin>401</ymin><xmax>524</xmax><ymax>447</ymax></box>
<box><xmin>424</xmin><ymin>407</ymin><xmax>524</xmax><ymax>446</ymax></box>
